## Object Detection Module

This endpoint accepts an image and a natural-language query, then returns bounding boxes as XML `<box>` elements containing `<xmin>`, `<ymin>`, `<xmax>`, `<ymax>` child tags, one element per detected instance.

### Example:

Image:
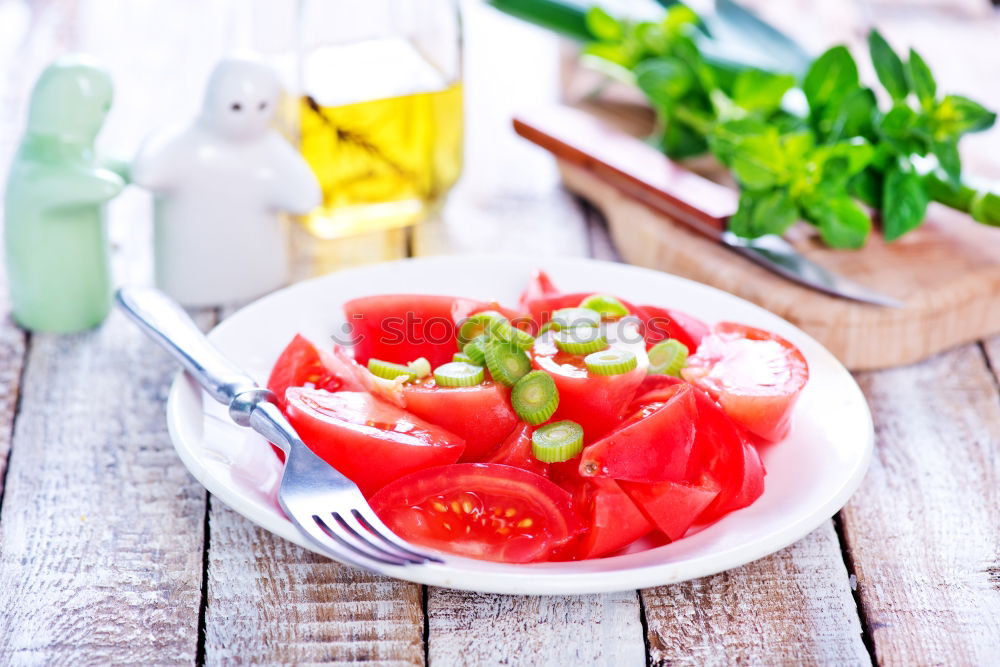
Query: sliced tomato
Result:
<box><xmin>369</xmin><ymin>463</ymin><xmax>580</xmax><ymax>563</ymax></box>
<box><xmin>284</xmin><ymin>389</ymin><xmax>464</xmax><ymax>497</ymax></box>
<box><xmin>345</xmin><ymin>294</ymin><xmax>529</xmax><ymax>368</ymax></box>
<box><xmin>633</xmin><ymin>305</ymin><xmax>709</xmax><ymax>354</ymax></box>
<box><xmin>344</xmin><ymin>294</ymin><xmax>460</xmax><ymax>368</ymax></box>
<box><xmin>530</xmin><ymin>336</ymin><xmax>645</xmax><ymax>441</ymax></box>
<box><xmin>638</xmin><ymin>386</ymin><xmax>765</xmax><ymax>523</ymax></box>
<box><xmin>266</xmin><ymin>334</ymin><xmax>343</xmax><ymax>409</ymax></box>
<box><xmin>483</xmin><ymin>423</ymin><xmax>550</xmax><ymax>477</ymax></box>
<box><xmin>579</xmin><ymin>383</ymin><xmax>696</xmax><ymax>483</ymax></box>
<box><xmin>561</xmin><ymin>477</ymin><xmax>652</xmax><ymax>559</ymax></box>
<box><xmin>620</xmin><ymin>473</ymin><xmax>720</xmax><ymax>541</ymax></box>
<box><xmin>402</xmin><ymin>380</ymin><xmax>518</xmax><ymax>462</ymax></box>
<box><xmin>518</xmin><ymin>269</ymin><xmax>560</xmax><ymax>313</ymax></box>
<box><xmin>683</xmin><ymin>322</ymin><xmax>809</xmax><ymax>442</ymax></box>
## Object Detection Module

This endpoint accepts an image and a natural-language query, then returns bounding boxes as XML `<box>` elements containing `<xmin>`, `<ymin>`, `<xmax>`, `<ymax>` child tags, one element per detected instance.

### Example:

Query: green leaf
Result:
<box><xmin>732</xmin><ymin>69</ymin><xmax>794</xmax><ymax>113</ymax></box>
<box><xmin>933</xmin><ymin>94</ymin><xmax>998</xmax><ymax>139</ymax></box>
<box><xmin>804</xmin><ymin>196</ymin><xmax>872</xmax><ymax>249</ymax></box>
<box><xmin>729</xmin><ymin>189</ymin><xmax>799</xmax><ymax>238</ymax></box>
<box><xmin>933</xmin><ymin>139</ymin><xmax>961</xmax><ymax>188</ymax></box>
<box><xmin>635</xmin><ymin>58</ymin><xmax>694</xmax><ymax>109</ymax></box>
<box><xmin>821</xmin><ymin>87</ymin><xmax>877</xmax><ymax>142</ymax></box>
<box><xmin>659</xmin><ymin>118</ymin><xmax>709</xmax><ymax>159</ymax></box>
<box><xmin>908</xmin><ymin>48</ymin><xmax>936</xmax><ymax>109</ymax></box>
<box><xmin>877</xmin><ymin>105</ymin><xmax>922</xmax><ymax>155</ymax></box>
<box><xmin>803</xmin><ymin>46</ymin><xmax>859</xmax><ymax>112</ymax></box>
<box><xmin>882</xmin><ymin>160</ymin><xmax>930</xmax><ymax>241</ymax></box>
<box><xmin>849</xmin><ymin>168</ymin><xmax>882</xmax><ymax>209</ymax></box>
<box><xmin>868</xmin><ymin>30</ymin><xmax>909</xmax><ymax>101</ymax></box>
<box><xmin>585</xmin><ymin>6</ymin><xmax>624</xmax><ymax>42</ymax></box>
<box><xmin>486</xmin><ymin>0</ymin><xmax>594</xmax><ymax>43</ymax></box>
<box><xmin>663</xmin><ymin>5</ymin><xmax>699</xmax><ymax>36</ymax></box>
<box><xmin>815</xmin><ymin>138</ymin><xmax>875</xmax><ymax>177</ymax></box>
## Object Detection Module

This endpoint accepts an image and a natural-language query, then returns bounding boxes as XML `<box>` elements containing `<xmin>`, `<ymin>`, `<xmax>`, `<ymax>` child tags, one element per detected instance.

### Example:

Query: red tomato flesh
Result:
<box><xmin>562</xmin><ymin>477</ymin><xmax>653</xmax><ymax>559</ymax></box>
<box><xmin>633</xmin><ymin>304</ymin><xmax>709</xmax><ymax>354</ymax></box>
<box><xmin>620</xmin><ymin>473</ymin><xmax>720</xmax><ymax>541</ymax></box>
<box><xmin>344</xmin><ymin>294</ymin><xmax>460</xmax><ymax>369</ymax></box>
<box><xmin>370</xmin><ymin>463</ymin><xmax>580</xmax><ymax>563</ymax></box>
<box><xmin>579</xmin><ymin>383</ymin><xmax>696</xmax><ymax>483</ymax></box>
<box><xmin>530</xmin><ymin>335</ymin><xmax>645</xmax><ymax>441</ymax></box>
<box><xmin>683</xmin><ymin>322</ymin><xmax>808</xmax><ymax>442</ymax></box>
<box><xmin>483</xmin><ymin>423</ymin><xmax>550</xmax><ymax>478</ymax></box>
<box><xmin>266</xmin><ymin>334</ymin><xmax>343</xmax><ymax>409</ymax></box>
<box><xmin>284</xmin><ymin>388</ymin><xmax>465</xmax><ymax>497</ymax></box>
<box><xmin>402</xmin><ymin>380</ymin><xmax>519</xmax><ymax>462</ymax></box>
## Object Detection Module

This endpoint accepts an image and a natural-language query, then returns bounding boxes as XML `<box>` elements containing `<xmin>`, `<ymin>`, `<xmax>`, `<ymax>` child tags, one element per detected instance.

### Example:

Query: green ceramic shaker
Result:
<box><xmin>4</xmin><ymin>55</ymin><xmax>125</xmax><ymax>332</ymax></box>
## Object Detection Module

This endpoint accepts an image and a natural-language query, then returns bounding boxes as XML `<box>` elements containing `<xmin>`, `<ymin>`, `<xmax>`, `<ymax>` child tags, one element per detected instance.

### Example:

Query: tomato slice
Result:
<box><xmin>620</xmin><ymin>473</ymin><xmax>720</xmax><ymax>541</ymax></box>
<box><xmin>530</xmin><ymin>336</ymin><xmax>645</xmax><ymax>441</ymax></box>
<box><xmin>345</xmin><ymin>294</ymin><xmax>529</xmax><ymax>368</ymax></box>
<box><xmin>561</xmin><ymin>477</ymin><xmax>653</xmax><ymax>559</ymax></box>
<box><xmin>635</xmin><ymin>386</ymin><xmax>765</xmax><ymax>523</ymax></box>
<box><xmin>369</xmin><ymin>463</ymin><xmax>580</xmax><ymax>563</ymax></box>
<box><xmin>284</xmin><ymin>389</ymin><xmax>465</xmax><ymax>496</ymax></box>
<box><xmin>579</xmin><ymin>383</ymin><xmax>696</xmax><ymax>483</ymax></box>
<box><xmin>633</xmin><ymin>305</ymin><xmax>709</xmax><ymax>354</ymax></box>
<box><xmin>518</xmin><ymin>269</ymin><xmax>561</xmax><ymax>313</ymax></box>
<box><xmin>267</xmin><ymin>335</ymin><xmax>343</xmax><ymax>408</ymax></box>
<box><xmin>683</xmin><ymin>322</ymin><xmax>809</xmax><ymax>442</ymax></box>
<box><xmin>483</xmin><ymin>423</ymin><xmax>550</xmax><ymax>478</ymax></box>
<box><xmin>402</xmin><ymin>380</ymin><xmax>519</xmax><ymax>462</ymax></box>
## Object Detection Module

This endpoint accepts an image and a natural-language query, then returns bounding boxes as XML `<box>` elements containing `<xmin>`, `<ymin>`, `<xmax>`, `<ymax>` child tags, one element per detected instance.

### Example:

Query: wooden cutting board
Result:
<box><xmin>514</xmin><ymin>105</ymin><xmax>1000</xmax><ymax>371</ymax></box>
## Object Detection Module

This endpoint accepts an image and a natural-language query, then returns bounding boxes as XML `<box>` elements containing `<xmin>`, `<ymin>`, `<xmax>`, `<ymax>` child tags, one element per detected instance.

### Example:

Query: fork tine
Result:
<box><xmin>313</xmin><ymin>514</ymin><xmax>414</xmax><ymax>566</ymax></box>
<box><xmin>335</xmin><ymin>510</ymin><xmax>433</xmax><ymax>565</ymax></box>
<box><xmin>293</xmin><ymin>515</ymin><xmax>386</xmax><ymax>572</ymax></box>
<box><xmin>352</xmin><ymin>506</ymin><xmax>445</xmax><ymax>564</ymax></box>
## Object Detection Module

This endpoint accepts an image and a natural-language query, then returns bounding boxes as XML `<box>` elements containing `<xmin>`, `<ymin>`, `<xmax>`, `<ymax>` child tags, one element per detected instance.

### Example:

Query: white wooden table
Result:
<box><xmin>0</xmin><ymin>1</ymin><xmax>998</xmax><ymax>664</ymax></box>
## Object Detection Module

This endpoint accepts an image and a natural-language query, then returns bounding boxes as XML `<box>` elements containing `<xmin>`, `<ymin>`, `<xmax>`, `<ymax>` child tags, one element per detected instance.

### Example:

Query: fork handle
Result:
<box><xmin>116</xmin><ymin>287</ymin><xmax>259</xmax><ymax>405</ymax></box>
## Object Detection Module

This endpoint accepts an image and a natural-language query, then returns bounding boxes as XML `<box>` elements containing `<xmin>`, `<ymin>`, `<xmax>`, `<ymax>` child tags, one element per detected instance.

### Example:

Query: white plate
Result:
<box><xmin>167</xmin><ymin>255</ymin><xmax>873</xmax><ymax>595</ymax></box>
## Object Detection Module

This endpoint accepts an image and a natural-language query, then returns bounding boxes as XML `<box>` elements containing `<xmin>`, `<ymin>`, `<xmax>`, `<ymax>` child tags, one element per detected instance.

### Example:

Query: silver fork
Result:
<box><xmin>116</xmin><ymin>287</ymin><xmax>442</xmax><ymax>572</ymax></box>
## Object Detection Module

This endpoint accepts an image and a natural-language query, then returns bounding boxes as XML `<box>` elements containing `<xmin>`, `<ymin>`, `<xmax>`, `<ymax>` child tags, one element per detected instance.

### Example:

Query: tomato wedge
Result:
<box><xmin>579</xmin><ymin>383</ymin><xmax>696</xmax><ymax>483</ymax></box>
<box><xmin>369</xmin><ymin>463</ymin><xmax>580</xmax><ymax>563</ymax></box>
<box><xmin>402</xmin><ymin>380</ymin><xmax>518</xmax><ymax>462</ymax></box>
<box><xmin>683</xmin><ymin>323</ymin><xmax>808</xmax><ymax>442</ymax></box>
<box><xmin>561</xmin><ymin>477</ymin><xmax>653</xmax><ymax>559</ymax></box>
<box><xmin>530</xmin><ymin>336</ymin><xmax>645</xmax><ymax>441</ymax></box>
<box><xmin>633</xmin><ymin>304</ymin><xmax>709</xmax><ymax>354</ymax></box>
<box><xmin>267</xmin><ymin>334</ymin><xmax>343</xmax><ymax>408</ymax></box>
<box><xmin>620</xmin><ymin>473</ymin><xmax>720</xmax><ymax>541</ymax></box>
<box><xmin>483</xmin><ymin>423</ymin><xmax>550</xmax><ymax>477</ymax></box>
<box><xmin>284</xmin><ymin>389</ymin><xmax>465</xmax><ymax>496</ymax></box>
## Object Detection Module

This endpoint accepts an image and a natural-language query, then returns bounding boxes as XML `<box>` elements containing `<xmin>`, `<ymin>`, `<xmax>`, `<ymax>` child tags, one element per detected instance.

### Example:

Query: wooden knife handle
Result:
<box><xmin>513</xmin><ymin>105</ymin><xmax>737</xmax><ymax>240</ymax></box>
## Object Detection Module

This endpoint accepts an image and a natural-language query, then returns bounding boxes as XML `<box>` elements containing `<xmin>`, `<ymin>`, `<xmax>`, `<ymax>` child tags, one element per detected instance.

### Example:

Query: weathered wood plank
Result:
<box><xmin>841</xmin><ymin>344</ymin><xmax>1000</xmax><ymax>665</ymax></box>
<box><xmin>427</xmin><ymin>590</ymin><xmax>646</xmax><ymax>666</ymax></box>
<box><xmin>0</xmin><ymin>310</ymin><xmax>209</xmax><ymax>665</ymax></box>
<box><xmin>204</xmin><ymin>500</ymin><xmax>425</xmax><ymax>666</ymax></box>
<box><xmin>642</xmin><ymin>523</ymin><xmax>869</xmax><ymax>666</ymax></box>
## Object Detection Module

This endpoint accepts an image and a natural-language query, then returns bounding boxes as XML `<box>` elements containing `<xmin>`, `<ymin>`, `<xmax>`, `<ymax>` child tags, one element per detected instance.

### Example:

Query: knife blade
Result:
<box><xmin>512</xmin><ymin>105</ymin><xmax>905</xmax><ymax>308</ymax></box>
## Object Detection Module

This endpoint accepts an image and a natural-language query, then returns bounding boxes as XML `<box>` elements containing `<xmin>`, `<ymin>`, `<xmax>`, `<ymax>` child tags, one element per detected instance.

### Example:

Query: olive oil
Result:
<box><xmin>297</xmin><ymin>82</ymin><xmax>464</xmax><ymax>238</ymax></box>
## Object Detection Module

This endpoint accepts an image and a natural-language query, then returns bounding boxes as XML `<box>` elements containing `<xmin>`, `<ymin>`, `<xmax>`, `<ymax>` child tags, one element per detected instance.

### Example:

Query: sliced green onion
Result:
<box><xmin>550</xmin><ymin>307</ymin><xmax>601</xmax><ymax>330</ymax></box>
<box><xmin>368</xmin><ymin>358</ymin><xmax>417</xmax><ymax>382</ymax></box>
<box><xmin>554</xmin><ymin>327</ymin><xmax>608</xmax><ymax>355</ymax></box>
<box><xmin>647</xmin><ymin>339</ymin><xmax>689</xmax><ymax>377</ymax></box>
<box><xmin>484</xmin><ymin>340</ymin><xmax>532</xmax><ymax>386</ymax></box>
<box><xmin>537</xmin><ymin>321</ymin><xmax>556</xmax><ymax>335</ymax></box>
<box><xmin>488</xmin><ymin>318</ymin><xmax>535</xmax><ymax>350</ymax></box>
<box><xmin>453</xmin><ymin>352</ymin><xmax>474</xmax><ymax>363</ymax></box>
<box><xmin>511</xmin><ymin>371</ymin><xmax>559</xmax><ymax>425</ymax></box>
<box><xmin>584</xmin><ymin>348</ymin><xmax>638</xmax><ymax>375</ymax></box>
<box><xmin>580</xmin><ymin>293</ymin><xmax>630</xmax><ymax>319</ymax></box>
<box><xmin>433</xmin><ymin>362</ymin><xmax>485</xmax><ymax>387</ymax></box>
<box><xmin>531</xmin><ymin>420</ymin><xmax>583</xmax><ymax>462</ymax></box>
<box><xmin>457</xmin><ymin>310</ymin><xmax>505</xmax><ymax>346</ymax></box>
<box><xmin>462</xmin><ymin>336</ymin><xmax>487</xmax><ymax>365</ymax></box>
<box><xmin>407</xmin><ymin>357</ymin><xmax>431</xmax><ymax>379</ymax></box>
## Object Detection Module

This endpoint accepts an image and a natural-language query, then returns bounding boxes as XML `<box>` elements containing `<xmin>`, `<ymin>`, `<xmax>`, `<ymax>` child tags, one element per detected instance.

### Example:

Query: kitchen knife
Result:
<box><xmin>513</xmin><ymin>105</ymin><xmax>904</xmax><ymax>308</ymax></box>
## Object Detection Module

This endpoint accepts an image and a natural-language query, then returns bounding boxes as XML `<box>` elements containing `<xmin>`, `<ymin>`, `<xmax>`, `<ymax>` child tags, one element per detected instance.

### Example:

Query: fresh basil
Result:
<box><xmin>868</xmin><ymin>30</ymin><xmax>909</xmax><ymax>102</ymax></box>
